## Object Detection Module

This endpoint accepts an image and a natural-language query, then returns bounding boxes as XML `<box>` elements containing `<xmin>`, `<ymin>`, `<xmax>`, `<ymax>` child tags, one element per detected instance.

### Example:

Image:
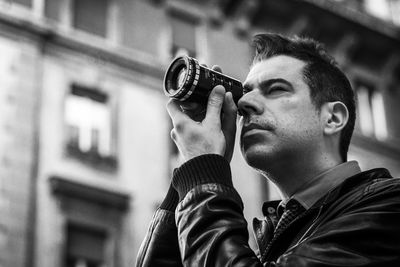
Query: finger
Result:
<box><xmin>222</xmin><ymin>92</ymin><xmax>237</xmax><ymax>162</ymax></box>
<box><xmin>166</xmin><ymin>99</ymin><xmax>190</xmax><ymax>127</ymax></box>
<box><xmin>205</xmin><ymin>85</ymin><xmax>225</xmax><ymax>126</ymax></box>
<box><xmin>212</xmin><ymin>65</ymin><xmax>222</xmax><ymax>73</ymax></box>
<box><xmin>170</xmin><ymin>129</ymin><xmax>177</xmax><ymax>141</ymax></box>
<box><xmin>222</xmin><ymin>92</ymin><xmax>238</xmax><ymax>133</ymax></box>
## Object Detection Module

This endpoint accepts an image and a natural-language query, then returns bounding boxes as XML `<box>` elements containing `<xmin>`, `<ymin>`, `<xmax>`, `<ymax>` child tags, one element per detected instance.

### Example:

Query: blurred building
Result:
<box><xmin>0</xmin><ymin>0</ymin><xmax>399</xmax><ymax>266</ymax></box>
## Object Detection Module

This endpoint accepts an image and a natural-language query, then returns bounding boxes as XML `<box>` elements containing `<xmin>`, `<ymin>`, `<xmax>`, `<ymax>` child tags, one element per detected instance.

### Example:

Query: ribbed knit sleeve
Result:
<box><xmin>159</xmin><ymin>183</ymin><xmax>180</xmax><ymax>211</ymax></box>
<box><xmin>172</xmin><ymin>154</ymin><xmax>233</xmax><ymax>201</ymax></box>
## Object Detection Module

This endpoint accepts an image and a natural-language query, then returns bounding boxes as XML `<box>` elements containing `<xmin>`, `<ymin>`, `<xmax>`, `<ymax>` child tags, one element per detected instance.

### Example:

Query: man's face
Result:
<box><xmin>238</xmin><ymin>55</ymin><xmax>323</xmax><ymax>171</ymax></box>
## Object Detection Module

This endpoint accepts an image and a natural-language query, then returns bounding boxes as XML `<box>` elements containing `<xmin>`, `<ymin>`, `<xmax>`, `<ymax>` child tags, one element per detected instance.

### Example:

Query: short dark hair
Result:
<box><xmin>252</xmin><ymin>33</ymin><xmax>356</xmax><ymax>161</ymax></box>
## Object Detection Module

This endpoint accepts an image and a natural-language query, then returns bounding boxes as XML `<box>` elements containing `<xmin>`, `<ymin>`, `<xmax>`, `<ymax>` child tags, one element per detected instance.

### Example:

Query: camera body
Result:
<box><xmin>163</xmin><ymin>56</ymin><xmax>243</xmax><ymax>105</ymax></box>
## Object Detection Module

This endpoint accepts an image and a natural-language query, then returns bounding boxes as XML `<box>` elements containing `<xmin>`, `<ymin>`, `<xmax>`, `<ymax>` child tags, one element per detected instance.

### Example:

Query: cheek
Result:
<box><xmin>277</xmin><ymin>99</ymin><xmax>320</xmax><ymax>137</ymax></box>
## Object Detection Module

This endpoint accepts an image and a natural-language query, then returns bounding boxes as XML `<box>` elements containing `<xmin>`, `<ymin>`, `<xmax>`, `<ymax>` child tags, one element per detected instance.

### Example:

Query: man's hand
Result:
<box><xmin>167</xmin><ymin>85</ymin><xmax>237</xmax><ymax>162</ymax></box>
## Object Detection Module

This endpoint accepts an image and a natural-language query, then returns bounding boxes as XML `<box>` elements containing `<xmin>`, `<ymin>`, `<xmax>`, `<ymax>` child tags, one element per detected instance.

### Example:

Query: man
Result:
<box><xmin>136</xmin><ymin>33</ymin><xmax>400</xmax><ymax>266</ymax></box>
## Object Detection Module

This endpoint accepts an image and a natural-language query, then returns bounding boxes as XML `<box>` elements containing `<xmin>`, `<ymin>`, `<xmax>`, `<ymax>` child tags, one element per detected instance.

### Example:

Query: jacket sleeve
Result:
<box><xmin>172</xmin><ymin>154</ymin><xmax>263</xmax><ymax>267</ymax></box>
<box><xmin>136</xmin><ymin>185</ymin><xmax>183</xmax><ymax>267</ymax></box>
<box><xmin>276</xmin><ymin>177</ymin><xmax>400</xmax><ymax>267</ymax></box>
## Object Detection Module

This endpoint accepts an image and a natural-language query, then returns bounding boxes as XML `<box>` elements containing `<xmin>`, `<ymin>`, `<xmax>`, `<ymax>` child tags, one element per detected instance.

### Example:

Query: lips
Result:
<box><xmin>241</xmin><ymin>123</ymin><xmax>267</xmax><ymax>136</ymax></box>
<box><xmin>241</xmin><ymin>121</ymin><xmax>275</xmax><ymax>138</ymax></box>
<box><xmin>242</xmin><ymin>123</ymin><xmax>262</xmax><ymax>134</ymax></box>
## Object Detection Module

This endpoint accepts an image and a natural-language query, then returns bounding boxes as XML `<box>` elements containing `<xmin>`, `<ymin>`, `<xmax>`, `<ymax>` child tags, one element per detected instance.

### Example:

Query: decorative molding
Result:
<box><xmin>0</xmin><ymin>8</ymin><xmax>165</xmax><ymax>80</ymax></box>
<box><xmin>299</xmin><ymin>0</ymin><xmax>400</xmax><ymax>41</ymax></box>
<box><xmin>65</xmin><ymin>144</ymin><xmax>118</xmax><ymax>172</ymax></box>
<box><xmin>49</xmin><ymin>176</ymin><xmax>131</xmax><ymax>211</ymax></box>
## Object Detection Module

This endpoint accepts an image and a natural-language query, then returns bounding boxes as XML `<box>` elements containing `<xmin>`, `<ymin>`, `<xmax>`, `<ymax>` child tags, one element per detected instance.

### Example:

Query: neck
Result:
<box><xmin>261</xmin><ymin>152</ymin><xmax>343</xmax><ymax>199</ymax></box>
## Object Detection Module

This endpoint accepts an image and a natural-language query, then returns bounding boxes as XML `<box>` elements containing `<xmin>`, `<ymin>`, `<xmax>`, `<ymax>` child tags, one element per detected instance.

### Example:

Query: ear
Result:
<box><xmin>321</xmin><ymin>101</ymin><xmax>349</xmax><ymax>136</ymax></box>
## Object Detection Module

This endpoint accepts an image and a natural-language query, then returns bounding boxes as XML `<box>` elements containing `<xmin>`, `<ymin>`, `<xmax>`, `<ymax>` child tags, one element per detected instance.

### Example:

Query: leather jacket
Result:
<box><xmin>136</xmin><ymin>155</ymin><xmax>400</xmax><ymax>266</ymax></box>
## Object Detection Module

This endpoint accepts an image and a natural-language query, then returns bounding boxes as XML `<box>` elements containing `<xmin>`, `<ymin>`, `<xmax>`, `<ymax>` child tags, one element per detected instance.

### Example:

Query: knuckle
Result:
<box><xmin>170</xmin><ymin>129</ymin><xmax>176</xmax><ymax>140</ymax></box>
<box><xmin>209</xmin><ymin>97</ymin><xmax>222</xmax><ymax>107</ymax></box>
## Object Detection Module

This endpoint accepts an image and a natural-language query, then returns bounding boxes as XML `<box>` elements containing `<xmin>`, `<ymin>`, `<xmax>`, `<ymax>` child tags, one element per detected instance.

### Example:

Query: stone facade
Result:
<box><xmin>0</xmin><ymin>31</ymin><xmax>41</xmax><ymax>267</ymax></box>
<box><xmin>0</xmin><ymin>1</ymin><xmax>399</xmax><ymax>267</ymax></box>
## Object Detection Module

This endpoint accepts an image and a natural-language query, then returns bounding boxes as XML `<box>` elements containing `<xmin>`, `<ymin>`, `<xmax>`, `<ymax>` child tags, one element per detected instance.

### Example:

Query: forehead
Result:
<box><xmin>245</xmin><ymin>55</ymin><xmax>306</xmax><ymax>84</ymax></box>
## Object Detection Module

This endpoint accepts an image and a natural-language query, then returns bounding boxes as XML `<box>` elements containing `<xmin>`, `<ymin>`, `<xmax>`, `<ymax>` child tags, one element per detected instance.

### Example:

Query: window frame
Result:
<box><xmin>64</xmin><ymin>223</ymin><xmax>108</xmax><ymax>267</ymax></box>
<box><xmin>164</xmin><ymin>3</ymin><xmax>208</xmax><ymax>62</ymax></box>
<box><xmin>50</xmin><ymin>176</ymin><xmax>129</xmax><ymax>267</ymax></box>
<box><xmin>43</xmin><ymin>0</ymin><xmax>119</xmax><ymax>43</ymax></box>
<box><xmin>72</xmin><ymin>0</ymin><xmax>109</xmax><ymax>38</ymax></box>
<box><xmin>350</xmin><ymin>66</ymin><xmax>389</xmax><ymax>142</ymax></box>
<box><xmin>63</xmin><ymin>83</ymin><xmax>118</xmax><ymax>171</ymax></box>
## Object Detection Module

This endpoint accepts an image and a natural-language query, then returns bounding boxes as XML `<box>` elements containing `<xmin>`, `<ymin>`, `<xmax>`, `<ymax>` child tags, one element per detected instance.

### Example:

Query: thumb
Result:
<box><xmin>205</xmin><ymin>85</ymin><xmax>225</xmax><ymax>126</ymax></box>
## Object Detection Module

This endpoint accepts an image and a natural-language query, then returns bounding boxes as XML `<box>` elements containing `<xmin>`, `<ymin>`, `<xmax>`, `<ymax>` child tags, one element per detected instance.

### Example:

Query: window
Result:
<box><xmin>50</xmin><ymin>176</ymin><xmax>130</xmax><ymax>267</ymax></box>
<box><xmin>64</xmin><ymin>85</ymin><xmax>116</xmax><ymax>169</ymax></box>
<box><xmin>65</xmin><ymin>224</ymin><xmax>107</xmax><ymax>267</ymax></box>
<box><xmin>356</xmin><ymin>82</ymin><xmax>388</xmax><ymax>141</ymax></box>
<box><xmin>44</xmin><ymin>0</ymin><xmax>110</xmax><ymax>37</ymax></box>
<box><xmin>44</xmin><ymin>0</ymin><xmax>62</xmax><ymax>21</ymax></box>
<box><xmin>170</xmin><ymin>14</ymin><xmax>198</xmax><ymax>58</ymax></box>
<box><xmin>73</xmin><ymin>0</ymin><xmax>109</xmax><ymax>37</ymax></box>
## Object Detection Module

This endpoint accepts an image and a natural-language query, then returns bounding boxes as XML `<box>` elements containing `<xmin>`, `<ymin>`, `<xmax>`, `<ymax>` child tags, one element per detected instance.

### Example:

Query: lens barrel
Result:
<box><xmin>164</xmin><ymin>56</ymin><xmax>243</xmax><ymax>104</ymax></box>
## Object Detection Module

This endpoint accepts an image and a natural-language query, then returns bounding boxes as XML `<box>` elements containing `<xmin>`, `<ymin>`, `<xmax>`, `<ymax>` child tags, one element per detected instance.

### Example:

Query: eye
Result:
<box><xmin>268</xmin><ymin>86</ymin><xmax>286</xmax><ymax>94</ymax></box>
<box><xmin>242</xmin><ymin>86</ymin><xmax>251</xmax><ymax>95</ymax></box>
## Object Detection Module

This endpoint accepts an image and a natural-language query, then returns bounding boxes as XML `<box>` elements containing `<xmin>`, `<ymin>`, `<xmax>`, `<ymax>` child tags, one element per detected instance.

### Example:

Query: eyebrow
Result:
<box><xmin>243</xmin><ymin>78</ymin><xmax>293</xmax><ymax>92</ymax></box>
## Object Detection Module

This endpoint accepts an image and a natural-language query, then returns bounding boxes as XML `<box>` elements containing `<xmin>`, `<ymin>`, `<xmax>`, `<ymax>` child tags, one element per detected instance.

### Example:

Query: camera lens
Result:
<box><xmin>164</xmin><ymin>56</ymin><xmax>194</xmax><ymax>100</ymax></box>
<box><xmin>167</xmin><ymin>64</ymin><xmax>187</xmax><ymax>95</ymax></box>
<box><xmin>176</xmin><ymin>67</ymin><xmax>187</xmax><ymax>89</ymax></box>
<box><xmin>164</xmin><ymin>56</ymin><xmax>243</xmax><ymax>104</ymax></box>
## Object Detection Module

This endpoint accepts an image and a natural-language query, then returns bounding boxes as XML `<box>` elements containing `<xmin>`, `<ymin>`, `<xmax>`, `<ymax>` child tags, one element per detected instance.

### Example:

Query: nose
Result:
<box><xmin>238</xmin><ymin>91</ymin><xmax>263</xmax><ymax>117</ymax></box>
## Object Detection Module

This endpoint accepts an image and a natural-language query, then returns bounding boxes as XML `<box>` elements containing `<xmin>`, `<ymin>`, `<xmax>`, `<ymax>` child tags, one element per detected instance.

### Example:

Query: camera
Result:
<box><xmin>163</xmin><ymin>56</ymin><xmax>243</xmax><ymax>105</ymax></box>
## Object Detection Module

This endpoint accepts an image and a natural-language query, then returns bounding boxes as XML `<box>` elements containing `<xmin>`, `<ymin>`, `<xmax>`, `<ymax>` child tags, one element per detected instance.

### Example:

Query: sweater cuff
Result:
<box><xmin>172</xmin><ymin>154</ymin><xmax>233</xmax><ymax>201</ymax></box>
<box><xmin>159</xmin><ymin>183</ymin><xmax>179</xmax><ymax>211</ymax></box>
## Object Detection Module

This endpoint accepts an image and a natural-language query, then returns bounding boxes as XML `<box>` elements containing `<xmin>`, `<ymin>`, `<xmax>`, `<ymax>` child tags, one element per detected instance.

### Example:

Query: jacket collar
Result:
<box><xmin>291</xmin><ymin>161</ymin><xmax>361</xmax><ymax>210</ymax></box>
<box><xmin>262</xmin><ymin>168</ymin><xmax>392</xmax><ymax>217</ymax></box>
<box><xmin>312</xmin><ymin>168</ymin><xmax>392</xmax><ymax>209</ymax></box>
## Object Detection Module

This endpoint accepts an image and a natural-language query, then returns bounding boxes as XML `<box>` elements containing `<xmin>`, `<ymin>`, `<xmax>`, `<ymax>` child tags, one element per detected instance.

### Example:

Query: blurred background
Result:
<box><xmin>0</xmin><ymin>0</ymin><xmax>399</xmax><ymax>266</ymax></box>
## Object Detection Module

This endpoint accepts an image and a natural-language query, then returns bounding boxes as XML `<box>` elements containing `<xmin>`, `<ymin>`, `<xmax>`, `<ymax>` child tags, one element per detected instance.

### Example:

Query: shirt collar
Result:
<box><xmin>282</xmin><ymin>161</ymin><xmax>361</xmax><ymax>210</ymax></box>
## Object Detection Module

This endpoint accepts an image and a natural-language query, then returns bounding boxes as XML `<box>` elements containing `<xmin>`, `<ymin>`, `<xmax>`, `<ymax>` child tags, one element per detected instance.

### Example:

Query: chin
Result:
<box><xmin>241</xmin><ymin>141</ymin><xmax>293</xmax><ymax>172</ymax></box>
<box><xmin>241</xmin><ymin>145</ymin><xmax>271</xmax><ymax>171</ymax></box>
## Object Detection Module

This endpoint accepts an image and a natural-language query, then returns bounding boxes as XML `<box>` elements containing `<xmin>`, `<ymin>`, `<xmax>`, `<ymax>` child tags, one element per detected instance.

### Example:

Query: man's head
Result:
<box><xmin>238</xmin><ymin>33</ymin><xmax>356</xmax><ymax>174</ymax></box>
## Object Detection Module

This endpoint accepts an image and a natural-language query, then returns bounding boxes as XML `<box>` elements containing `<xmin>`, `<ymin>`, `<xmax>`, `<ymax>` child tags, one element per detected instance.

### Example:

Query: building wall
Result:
<box><xmin>35</xmin><ymin>43</ymin><xmax>172</xmax><ymax>266</ymax></box>
<box><xmin>0</xmin><ymin>0</ymin><xmax>399</xmax><ymax>267</ymax></box>
<box><xmin>0</xmin><ymin>27</ymin><xmax>41</xmax><ymax>267</ymax></box>
<box><xmin>33</xmin><ymin>1</ymin><xmax>266</xmax><ymax>266</ymax></box>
